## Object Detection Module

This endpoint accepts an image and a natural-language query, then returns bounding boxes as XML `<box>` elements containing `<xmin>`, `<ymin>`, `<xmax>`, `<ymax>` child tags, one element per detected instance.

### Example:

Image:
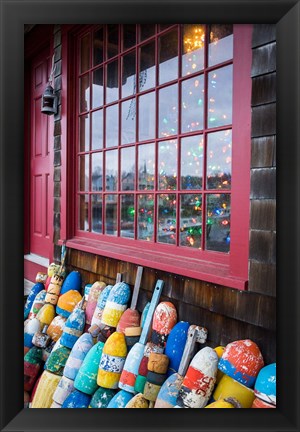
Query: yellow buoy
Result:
<box><xmin>212</xmin><ymin>374</ymin><xmax>255</xmax><ymax>408</ymax></box>
<box><xmin>205</xmin><ymin>397</ymin><xmax>241</xmax><ymax>408</ymax></box>
<box><xmin>97</xmin><ymin>332</ymin><xmax>127</xmax><ymax>389</ymax></box>
<box><xmin>36</xmin><ymin>304</ymin><xmax>56</xmax><ymax>326</ymax></box>
<box><xmin>30</xmin><ymin>370</ymin><xmax>61</xmax><ymax>408</ymax></box>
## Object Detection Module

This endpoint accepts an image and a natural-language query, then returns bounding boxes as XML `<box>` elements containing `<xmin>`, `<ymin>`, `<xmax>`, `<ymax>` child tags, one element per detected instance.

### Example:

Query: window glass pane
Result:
<box><xmin>157</xmin><ymin>194</ymin><xmax>177</xmax><ymax>245</ymax></box>
<box><xmin>105</xmin><ymin>150</ymin><xmax>118</xmax><ymax>191</ymax></box>
<box><xmin>139</xmin><ymin>42</ymin><xmax>156</xmax><ymax>91</ymax></box>
<box><xmin>79</xmin><ymin>74</ymin><xmax>90</xmax><ymax>113</ymax></box>
<box><xmin>123</xmin><ymin>25</ymin><xmax>136</xmax><ymax>50</ymax></box>
<box><xmin>138</xmin><ymin>143</ymin><xmax>155</xmax><ymax>190</ymax></box>
<box><xmin>207</xmin><ymin>130</ymin><xmax>232</xmax><ymax>190</ymax></box>
<box><xmin>106</xmin><ymin>60</ymin><xmax>119</xmax><ymax>103</ymax></box>
<box><xmin>105</xmin><ymin>195</ymin><xmax>117</xmax><ymax>235</ymax></box>
<box><xmin>138</xmin><ymin>194</ymin><xmax>154</xmax><ymax>241</ymax></box>
<box><xmin>79</xmin><ymin>115</ymin><xmax>89</xmax><ymax>152</ymax></box>
<box><xmin>121</xmin><ymin>146</ymin><xmax>135</xmax><ymax>191</ymax></box>
<box><xmin>181</xmin><ymin>75</ymin><xmax>204</xmax><ymax>133</ymax></box>
<box><xmin>122</xmin><ymin>51</ymin><xmax>136</xmax><ymax>98</ymax></box>
<box><xmin>105</xmin><ymin>104</ymin><xmax>119</xmax><ymax>148</ymax></box>
<box><xmin>159</xmin><ymin>84</ymin><xmax>178</xmax><ymax>137</ymax></box>
<box><xmin>159</xmin><ymin>30</ymin><xmax>178</xmax><ymax>84</ymax></box>
<box><xmin>121</xmin><ymin>99</ymin><xmax>136</xmax><ymax>145</ymax></box>
<box><xmin>159</xmin><ymin>24</ymin><xmax>172</xmax><ymax>31</ymax></box>
<box><xmin>79</xmin><ymin>195</ymin><xmax>89</xmax><ymax>231</ymax></box>
<box><xmin>182</xmin><ymin>24</ymin><xmax>205</xmax><ymax>76</ymax></box>
<box><xmin>158</xmin><ymin>139</ymin><xmax>177</xmax><ymax>190</ymax></box>
<box><xmin>139</xmin><ymin>91</ymin><xmax>155</xmax><ymax>141</ymax></box>
<box><xmin>180</xmin><ymin>194</ymin><xmax>202</xmax><ymax>248</ymax></box>
<box><xmin>209</xmin><ymin>24</ymin><xmax>233</xmax><ymax>66</ymax></box>
<box><xmin>120</xmin><ymin>194</ymin><xmax>135</xmax><ymax>238</ymax></box>
<box><xmin>91</xmin><ymin>152</ymin><xmax>103</xmax><ymax>191</ymax></box>
<box><xmin>93</xmin><ymin>27</ymin><xmax>104</xmax><ymax>66</ymax></box>
<box><xmin>181</xmin><ymin>135</ymin><xmax>203</xmax><ymax>190</ymax></box>
<box><xmin>79</xmin><ymin>155</ymin><xmax>89</xmax><ymax>191</ymax></box>
<box><xmin>208</xmin><ymin>65</ymin><xmax>232</xmax><ymax>127</ymax></box>
<box><xmin>140</xmin><ymin>24</ymin><xmax>156</xmax><ymax>41</ymax></box>
<box><xmin>92</xmin><ymin>67</ymin><xmax>104</xmax><ymax>108</ymax></box>
<box><xmin>206</xmin><ymin>194</ymin><xmax>230</xmax><ymax>252</ymax></box>
<box><xmin>107</xmin><ymin>25</ymin><xmax>119</xmax><ymax>59</ymax></box>
<box><xmin>80</xmin><ymin>34</ymin><xmax>90</xmax><ymax>73</ymax></box>
<box><xmin>92</xmin><ymin>194</ymin><xmax>102</xmax><ymax>233</ymax></box>
<box><xmin>91</xmin><ymin>109</ymin><xmax>103</xmax><ymax>150</ymax></box>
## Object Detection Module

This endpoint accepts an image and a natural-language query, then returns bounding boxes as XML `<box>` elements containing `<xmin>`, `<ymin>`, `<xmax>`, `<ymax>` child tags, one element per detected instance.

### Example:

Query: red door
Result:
<box><xmin>29</xmin><ymin>47</ymin><xmax>53</xmax><ymax>259</ymax></box>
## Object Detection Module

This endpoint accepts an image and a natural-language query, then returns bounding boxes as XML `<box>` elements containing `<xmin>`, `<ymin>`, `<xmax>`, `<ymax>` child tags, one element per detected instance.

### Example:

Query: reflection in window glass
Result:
<box><xmin>107</xmin><ymin>25</ymin><xmax>119</xmax><ymax>58</ymax></box>
<box><xmin>91</xmin><ymin>110</ymin><xmax>103</xmax><ymax>150</ymax></box>
<box><xmin>105</xmin><ymin>194</ymin><xmax>117</xmax><ymax>235</ymax></box>
<box><xmin>105</xmin><ymin>104</ymin><xmax>119</xmax><ymax>148</ymax></box>
<box><xmin>121</xmin><ymin>146</ymin><xmax>135</xmax><ymax>191</ymax></box>
<box><xmin>209</xmin><ymin>24</ymin><xmax>233</xmax><ymax>66</ymax></box>
<box><xmin>159</xmin><ymin>84</ymin><xmax>178</xmax><ymax>137</ymax></box>
<box><xmin>123</xmin><ymin>25</ymin><xmax>136</xmax><ymax>50</ymax></box>
<box><xmin>79</xmin><ymin>195</ymin><xmax>89</xmax><ymax>231</ymax></box>
<box><xmin>208</xmin><ymin>65</ymin><xmax>232</xmax><ymax>127</ymax></box>
<box><xmin>79</xmin><ymin>155</ymin><xmax>89</xmax><ymax>191</ymax></box>
<box><xmin>80</xmin><ymin>75</ymin><xmax>90</xmax><ymax>113</ymax></box>
<box><xmin>138</xmin><ymin>143</ymin><xmax>155</xmax><ymax>190</ymax></box>
<box><xmin>93</xmin><ymin>27</ymin><xmax>104</xmax><ymax>66</ymax></box>
<box><xmin>120</xmin><ymin>194</ymin><xmax>135</xmax><ymax>238</ymax></box>
<box><xmin>79</xmin><ymin>115</ymin><xmax>89</xmax><ymax>152</ymax></box>
<box><xmin>140</xmin><ymin>24</ymin><xmax>156</xmax><ymax>41</ymax></box>
<box><xmin>92</xmin><ymin>68</ymin><xmax>104</xmax><ymax>108</ymax></box>
<box><xmin>180</xmin><ymin>194</ymin><xmax>202</xmax><ymax>248</ymax></box>
<box><xmin>121</xmin><ymin>99</ymin><xmax>136</xmax><ymax>145</ymax></box>
<box><xmin>92</xmin><ymin>194</ymin><xmax>102</xmax><ymax>233</ymax></box>
<box><xmin>182</xmin><ymin>24</ymin><xmax>205</xmax><ymax>76</ymax></box>
<box><xmin>105</xmin><ymin>150</ymin><xmax>118</xmax><ymax>191</ymax></box>
<box><xmin>139</xmin><ymin>42</ymin><xmax>156</xmax><ymax>91</ymax></box>
<box><xmin>159</xmin><ymin>30</ymin><xmax>178</xmax><ymax>84</ymax></box>
<box><xmin>122</xmin><ymin>52</ymin><xmax>136</xmax><ymax>98</ymax></box>
<box><xmin>181</xmin><ymin>135</ymin><xmax>203</xmax><ymax>190</ymax></box>
<box><xmin>158</xmin><ymin>140</ymin><xmax>177</xmax><ymax>190</ymax></box>
<box><xmin>139</xmin><ymin>92</ymin><xmax>155</xmax><ymax>141</ymax></box>
<box><xmin>181</xmin><ymin>75</ymin><xmax>204</xmax><ymax>133</ymax></box>
<box><xmin>207</xmin><ymin>130</ymin><xmax>232</xmax><ymax>190</ymax></box>
<box><xmin>91</xmin><ymin>152</ymin><xmax>103</xmax><ymax>191</ymax></box>
<box><xmin>80</xmin><ymin>34</ymin><xmax>90</xmax><ymax>73</ymax></box>
<box><xmin>106</xmin><ymin>60</ymin><xmax>119</xmax><ymax>103</ymax></box>
<box><xmin>206</xmin><ymin>194</ymin><xmax>231</xmax><ymax>252</ymax></box>
<box><xmin>138</xmin><ymin>194</ymin><xmax>154</xmax><ymax>241</ymax></box>
<box><xmin>158</xmin><ymin>194</ymin><xmax>177</xmax><ymax>244</ymax></box>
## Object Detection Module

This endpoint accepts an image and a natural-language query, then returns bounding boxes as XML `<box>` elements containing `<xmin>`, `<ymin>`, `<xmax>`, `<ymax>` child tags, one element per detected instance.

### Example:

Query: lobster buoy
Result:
<box><xmin>126</xmin><ymin>393</ymin><xmax>149</xmax><ymax>408</ymax></box>
<box><xmin>56</xmin><ymin>290</ymin><xmax>82</xmax><ymax>319</ymax></box>
<box><xmin>30</xmin><ymin>370</ymin><xmax>61</xmax><ymax>408</ymax></box>
<box><xmin>35</xmin><ymin>272</ymin><xmax>48</xmax><ymax>284</ymax></box>
<box><xmin>44</xmin><ymin>345</ymin><xmax>71</xmax><ymax>375</ymax></box>
<box><xmin>32</xmin><ymin>324</ymin><xmax>51</xmax><ymax>348</ymax></box>
<box><xmin>47</xmin><ymin>263</ymin><xmax>61</xmax><ymax>277</ymax></box>
<box><xmin>84</xmin><ymin>283</ymin><xmax>93</xmax><ymax>301</ymax></box>
<box><xmin>62</xmin><ymin>389</ymin><xmax>91</xmax><ymax>408</ymax></box>
<box><xmin>89</xmin><ymin>387</ymin><xmax>116</xmax><ymax>408</ymax></box>
<box><xmin>212</xmin><ymin>374</ymin><xmax>255</xmax><ymax>408</ymax></box>
<box><xmin>125</xmin><ymin>326</ymin><xmax>142</xmax><ymax>351</ymax></box>
<box><xmin>52</xmin><ymin>375</ymin><xmax>75</xmax><ymax>406</ymax></box>
<box><xmin>24</xmin><ymin>318</ymin><xmax>41</xmax><ymax>354</ymax></box>
<box><xmin>60</xmin><ymin>271</ymin><xmax>82</xmax><ymax>295</ymax></box>
<box><xmin>63</xmin><ymin>333</ymin><xmax>94</xmax><ymax>381</ymax></box>
<box><xmin>24</xmin><ymin>282</ymin><xmax>44</xmax><ymax>320</ymax></box>
<box><xmin>36</xmin><ymin>303</ymin><xmax>55</xmax><ymax>326</ymax></box>
<box><xmin>74</xmin><ymin>341</ymin><xmax>104</xmax><ymax>395</ymax></box>
<box><xmin>24</xmin><ymin>346</ymin><xmax>44</xmax><ymax>392</ymax></box>
<box><xmin>45</xmin><ymin>274</ymin><xmax>64</xmax><ymax>305</ymax></box>
<box><xmin>218</xmin><ymin>339</ymin><xmax>264</xmax><ymax>388</ymax></box>
<box><xmin>47</xmin><ymin>315</ymin><xmax>67</xmax><ymax>342</ymax></box>
<box><xmin>85</xmin><ymin>281</ymin><xmax>107</xmax><ymax>326</ymax></box>
<box><xmin>118</xmin><ymin>341</ymin><xmax>145</xmax><ymax>394</ymax></box>
<box><xmin>101</xmin><ymin>282</ymin><xmax>131</xmax><ymax>328</ymax></box>
<box><xmin>116</xmin><ymin>308</ymin><xmax>140</xmax><ymax>334</ymax></box>
<box><xmin>97</xmin><ymin>332</ymin><xmax>127</xmax><ymax>389</ymax></box>
<box><xmin>165</xmin><ymin>321</ymin><xmax>189</xmax><ymax>376</ymax></box>
<box><xmin>134</xmin><ymin>356</ymin><xmax>148</xmax><ymax>394</ymax></box>
<box><xmin>107</xmin><ymin>390</ymin><xmax>134</xmax><ymax>408</ymax></box>
<box><xmin>60</xmin><ymin>299</ymin><xmax>85</xmax><ymax>349</ymax></box>
<box><xmin>28</xmin><ymin>290</ymin><xmax>47</xmax><ymax>320</ymax></box>
<box><xmin>151</xmin><ymin>302</ymin><xmax>177</xmax><ymax>348</ymax></box>
<box><xmin>254</xmin><ymin>363</ymin><xmax>276</xmax><ymax>406</ymax></box>
<box><xmin>177</xmin><ymin>347</ymin><xmax>218</xmax><ymax>408</ymax></box>
<box><xmin>88</xmin><ymin>284</ymin><xmax>113</xmax><ymax>335</ymax></box>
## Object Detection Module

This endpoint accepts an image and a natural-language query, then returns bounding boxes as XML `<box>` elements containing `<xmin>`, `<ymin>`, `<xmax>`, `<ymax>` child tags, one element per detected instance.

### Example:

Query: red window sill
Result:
<box><xmin>62</xmin><ymin>237</ymin><xmax>247</xmax><ymax>290</ymax></box>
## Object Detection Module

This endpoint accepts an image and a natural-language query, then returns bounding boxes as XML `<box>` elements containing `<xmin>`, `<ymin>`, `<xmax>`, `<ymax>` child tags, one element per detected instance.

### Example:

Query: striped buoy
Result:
<box><xmin>89</xmin><ymin>284</ymin><xmax>113</xmax><ymax>336</ymax></box>
<box><xmin>24</xmin><ymin>282</ymin><xmax>44</xmax><ymax>320</ymax></box>
<box><xmin>62</xmin><ymin>389</ymin><xmax>91</xmax><ymax>408</ymax></box>
<box><xmin>47</xmin><ymin>315</ymin><xmax>67</xmax><ymax>342</ymax></box>
<box><xmin>89</xmin><ymin>387</ymin><xmax>116</xmax><ymax>408</ymax></box>
<box><xmin>45</xmin><ymin>346</ymin><xmax>71</xmax><ymax>375</ymax></box>
<box><xmin>24</xmin><ymin>318</ymin><xmax>41</xmax><ymax>354</ymax></box>
<box><xmin>45</xmin><ymin>274</ymin><xmax>64</xmax><ymax>305</ymax></box>
<box><xmin>63</xmin><ymin>333</ymin><xmax>94</xmax><ymax>381</ymax></box>
<box><xmin>30</xmin><ymin>370</ymin><xmax>61</xmax><ymax>408</ymax></box>
<box><xmin>117</xmin><ymin>308</ymin><xmax>140</xmax><ymax>334</ymax></box>
<box><xmin>164</xmin><ymin>321</ymin><xmax>189</xmax><ymax>376</ymax></box>
<box><xmin>85</xmin><ymin>281</ymin><xmax>107</xmax><ymax>326</ymax></box>
<box><xmin>56</xmin><ymin>290</ymin><xmax>83</xmax><ymax>319</ymax></box>
<box><xmin>60</xmin><ymin>299</ymin><xmax>85</xmax><ymax>349</ymax></box>
<box><xmin>28</xmin><ymin>290</ymin><xmax>47</xmax><ymax>320</ymax></box>
<box><xmin>177</xmin><ymin>347</ymin><xmax>218</xmax><ymax>408</ymax></box>
<box><xmin>254</xmin><ymin>363</ymin><xmax>276</xmax><ymax>406</ymax></box>
<box><xmin>74</xmin><ymin>341</ymin><xmax>104</xmax><ymax>395</ymax></box>
<box><xmin>212</xmin><ymin>374</ymin><xmax>255</xmax><ymax>408</ymax></box>
<box><xmin>143</xmin><ymin>352</ymin><xmax>169</xmax><ymax>403</ymax></box>
<box><xmin>52</xmin><ymin>375</ymin><xmax>75</xmax><ymax>406</ymax></box>
<box><xmin>218</xmin><ymin>339</ymin><xmax>264</xmax><ymax>388</ymax></box>
<box><xmin>36</xmin><ymin>303</ymin><xmax>56</xmax><ymax>326</ymax></box>
<box><xmin>60</xmin><ymin>270</ymin><xmax>82</xmax><ymax>295</ymax></box>
<box><xmin>126</xmin><ymin>393</ymin><xmax>149</xmax><ymax>408</ymax></box>
<box><xmin>101</xmin><ymin>282</ymin><xmax>131</xmax><ymax>328</ymax></box>
<box><xmin>125</xmin><ymin>326</ymin><xmax>142</xmax><ymax>351</ymax></box>
<box><xmin>47</xmin><ymin>262</ymin><xmax>60</xmax><ymax>277</ymax></box>
<box><xmin>84</xmin><ymin>283</ymin><xmax>93</xmax><ymax>301</ymax></box>
<box><xmin>24</xmin><ymin>346</ymin><xmax>44</xmax><ymax>392</ymax></box>
<box><xmin>97</xmin><ymin>332</ymin><xmax>127</xmax><ymax>389</ymax></box>
<box><xmin>151</xmin><ymin>302</ymin><xmax>177</xmax><ymax>348</ymax></box>
<box><xmin>107</xmin><ymin>390</ymin><xmax>134</xmax><ymax>408</ymax></box>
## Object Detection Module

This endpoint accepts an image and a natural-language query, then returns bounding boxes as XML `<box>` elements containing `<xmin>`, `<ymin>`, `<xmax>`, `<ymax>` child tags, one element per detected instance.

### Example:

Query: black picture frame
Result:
<box><xmin>0</xmin><ymin>0</ymin><xmax>299</xmax><ymax>431</ymax></box>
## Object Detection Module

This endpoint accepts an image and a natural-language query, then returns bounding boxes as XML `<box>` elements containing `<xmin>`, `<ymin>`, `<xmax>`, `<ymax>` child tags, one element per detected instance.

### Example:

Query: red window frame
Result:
<box><xmin>60</xmin><ymin>24</ymin><xmax>252</xmax><ymax>290</ymax></box>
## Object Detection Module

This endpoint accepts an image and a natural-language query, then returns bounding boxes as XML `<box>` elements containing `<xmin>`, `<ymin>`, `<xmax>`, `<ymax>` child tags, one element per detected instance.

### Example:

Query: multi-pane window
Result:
<box><xmin>76</xmin><ymin>24</ymin><xmax>237</xmax><ymax>254</ymax></box>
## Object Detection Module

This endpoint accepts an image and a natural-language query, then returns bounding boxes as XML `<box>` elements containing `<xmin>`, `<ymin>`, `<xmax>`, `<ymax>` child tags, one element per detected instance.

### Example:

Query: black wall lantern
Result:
<box><xmin>41</xmin><ymin>83</ymin><xmax>58</xmax><ymax>115</ymax></box>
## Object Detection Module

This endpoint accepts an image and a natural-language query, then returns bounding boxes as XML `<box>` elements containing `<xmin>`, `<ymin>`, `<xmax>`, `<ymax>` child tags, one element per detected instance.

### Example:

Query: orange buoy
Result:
<box><xmin>56</xmin><ymin>290</ymin><xmax>82</xmax><ymax>319</ymax></box>
<box><xmin>47</xmin><ymin>315</ymin><xmax>67</xmax><ymax>342</ymax></box>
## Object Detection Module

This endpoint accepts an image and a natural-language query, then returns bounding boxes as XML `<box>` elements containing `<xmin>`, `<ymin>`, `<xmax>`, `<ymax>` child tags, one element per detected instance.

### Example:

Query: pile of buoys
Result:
<box><xmin>24</xmin><ymin>263</ymin><xmax>276</xmax><ymax>409</ymax></box>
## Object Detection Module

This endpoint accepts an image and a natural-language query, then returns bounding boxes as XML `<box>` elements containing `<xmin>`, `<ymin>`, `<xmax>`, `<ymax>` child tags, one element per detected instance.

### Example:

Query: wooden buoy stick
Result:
<box><xmin>178</xmin><ymin>325</ymin><xmax>208</xmax><ymax>377</ymax></box>
<box><xmin>130</xmin><ymin>266</ymin><xmax>143</xmax><ymax>310</ymax></box>
<box><xmin>139</xmin><ymin>280</ymin><xmax>164</xmax><ymax>346</ymax></box>
<box><xmin>116</xmin><ymin>273</ymin><xmax>122</xmax><ymax>284</ymax></box>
